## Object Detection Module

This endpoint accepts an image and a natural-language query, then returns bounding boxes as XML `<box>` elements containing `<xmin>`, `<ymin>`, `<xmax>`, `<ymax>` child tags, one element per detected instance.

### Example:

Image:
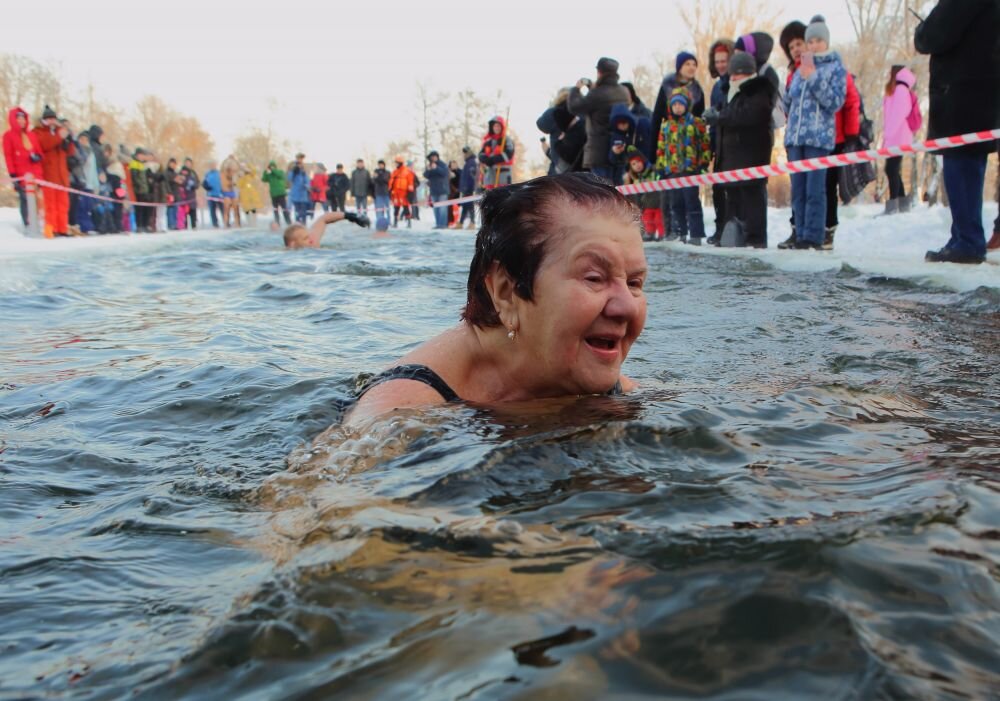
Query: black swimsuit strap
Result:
<box><xmin>356</xmin><ymin>365</ymin><xmax>622</xmax><ymax>403</ymax></box>
<box><xmin>356</xmin><ymin>364</ymin><xmax>461</xmax><ymax>403</ymax></box>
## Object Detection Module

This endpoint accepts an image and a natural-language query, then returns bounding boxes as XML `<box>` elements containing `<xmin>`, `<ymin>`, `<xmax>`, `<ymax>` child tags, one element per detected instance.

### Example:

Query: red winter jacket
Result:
<box><xmin>310</xmin><ymin>172</ymin><xmax>328</xmax><ymax>202</ymax></box>
<box><xmin>786</xmin><ymin>61</ymin><xmax>860</xmax><ymax>145</ymax></box>
<box><xmin>835</xmin><ymin>72</ymin><xmax>861</xmax><ymax>144</ymax></box>
<box><xmin>2</xmin><ymin>107</ymin><xmax>44</xmax><ymax>180</ymax></box>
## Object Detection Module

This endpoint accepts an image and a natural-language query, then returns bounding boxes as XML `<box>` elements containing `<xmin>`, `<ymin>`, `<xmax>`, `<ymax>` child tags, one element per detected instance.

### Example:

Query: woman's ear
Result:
<box><xmin>483</xmin><ymin>261</ymin><xmax>519</xmax><ymax>328</ymax></box>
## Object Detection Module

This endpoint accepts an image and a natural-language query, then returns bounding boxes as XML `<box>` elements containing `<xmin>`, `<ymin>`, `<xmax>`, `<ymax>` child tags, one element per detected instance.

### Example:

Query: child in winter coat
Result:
<box><xmin>479</xmin><ymin>116</ymin><xmax>515</xmax><ymax>189</ymax></box>
<box><xmin>707</xmin><ymin>50</ymin><xmax>778</xmax><ymax>248</ymax></box>
<box><xmin>881</xmin><ymin>65</ymin><xmax>921</xmax><ymax>213</ymax></box>
<box><xmin>655</xmin><ymin>88</ymin><xmax>711</xmax><ymax>243</ymax></box>
<box><xmin>622</xmin><ymin>146</ymin><xmax>663</xmax><ymax>240</ymax></box>
<box><xmin>606</xmin><ymin>103</ymin><xmax>653</xmax><ymax>185</ymax></box>
<box><xmin>782</xmin><ymin>15</ymin><xmax>847</xmax><ymax>249</ymax></box>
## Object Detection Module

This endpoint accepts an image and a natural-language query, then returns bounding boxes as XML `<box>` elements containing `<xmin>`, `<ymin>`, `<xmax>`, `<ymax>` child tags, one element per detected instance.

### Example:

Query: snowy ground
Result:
<box><xmin>1</xmin><ymin>203</ymin><xmax>998</xmax><ymax>292</ymax></box>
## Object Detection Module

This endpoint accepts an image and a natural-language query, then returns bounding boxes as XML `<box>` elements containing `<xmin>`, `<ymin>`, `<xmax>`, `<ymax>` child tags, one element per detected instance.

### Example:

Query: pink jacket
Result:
<box><xmin>882</xmin><ymin>68</ymin><xmax>920</xmax><ymax>148</ymax></box>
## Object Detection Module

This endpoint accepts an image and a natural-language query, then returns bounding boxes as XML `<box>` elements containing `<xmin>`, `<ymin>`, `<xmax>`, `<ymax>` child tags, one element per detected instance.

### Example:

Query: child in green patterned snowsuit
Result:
<box><xmin>655</xmin><ymin>88</ymin><xmax>711</xmax><ymax>242</ymax></box>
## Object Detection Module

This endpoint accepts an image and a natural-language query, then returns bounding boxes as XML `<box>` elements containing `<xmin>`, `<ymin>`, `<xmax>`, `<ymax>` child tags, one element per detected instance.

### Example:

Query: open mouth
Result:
<box><xmin>585</xmin><ymin>336</ymin><xmax>618</xmax><ymax>351</ymax></box>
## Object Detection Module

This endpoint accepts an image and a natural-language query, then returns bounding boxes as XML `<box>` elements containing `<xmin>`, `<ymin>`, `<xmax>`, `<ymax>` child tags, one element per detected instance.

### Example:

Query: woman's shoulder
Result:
<box><xmin>347</xmin><ymin>327</ymin><xmax>470</xmax><ymax>423</ymax></box>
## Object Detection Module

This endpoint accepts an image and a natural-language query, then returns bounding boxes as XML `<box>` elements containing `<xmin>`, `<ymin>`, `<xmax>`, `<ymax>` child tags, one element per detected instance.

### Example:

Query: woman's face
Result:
<box><xmin>515</xmin><ymin>205</ymin><xmax>647</xmax><ymax>396</ymax></box>
<box><xmin>788</xmin><ymin>38</ymin><xmax>806</xmax><ymax>61</ymax></box>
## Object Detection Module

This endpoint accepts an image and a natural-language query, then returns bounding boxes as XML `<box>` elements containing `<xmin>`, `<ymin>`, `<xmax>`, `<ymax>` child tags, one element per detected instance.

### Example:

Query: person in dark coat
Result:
<box><xmin>705</xmin><ymin>51</ymin><xmax>778</xmax><ymax>248</ymax></box>
<box><xmin>447</xmin><ymin>159</ymin><xmax>461</xmax><ymax>226</ymax></box>
<box><xmin>621</xmin><ymin>81</ymin><xmax>652</xmax><ymax>119</ymax></box>
<box><xmin>734</xmin><ymin>33</ymin><xmax>782</xmax><ymax>98</ymax></box>
<box><xmin>327</xmin><ymin>164</ymin><xmax>350</xmax><ymax>213</ymax></box>
<box><xmin>372</xmin><ymin>159</ymin><xmax>391</xmax><ymax>231</ymax></box>
<box><xmin>459</xmin><ymin>146</ymin><xmax>478</xmax><ymax>229</ymax></box>
<box><xmin>707</xmin><ymin>39</ymin><xmax>735</xmax><ymax>243</ymax></box>
<box><xmin>162</xmin><ymin>158</ymin><xmax>179</xmax><ymax>229</ymax></box>
<box><xmin>567</xmin><ymin>56</ymin><xmax>630</xmax><ymax>180</ymax></box>
<box><xmin>916</xmin><ymin>0</ymin><xmax>1000</xmax><ymax>264</ymax></box>
<box><xmin>537</xmin><ymin>88</ymin><xmax>588</xmax><ymax>175</ymax></box>
<box><xmin>351</xmin><ymin>159</ymin><xmax>371</xmax><ymax>214</ymax></box>
<box><xmin>648</xmin><ymin>52</ymin><xmax>706</xmax><ymax>235</ymax></box>
<box><xmin>424</xmin><ymin>150</ymin><xmax>451</xmax><ymax>228</ymax></box>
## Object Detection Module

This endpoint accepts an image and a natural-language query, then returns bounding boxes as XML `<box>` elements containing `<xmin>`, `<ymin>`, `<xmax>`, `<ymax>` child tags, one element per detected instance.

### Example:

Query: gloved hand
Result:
<box><xmin>344</xmin><ymin>212</ymin><xmax>370</xmax><ymax>228</ymax></box>
<box><xmin>703</xmin><ymin>107</ymin><xmax>720</xmax><ymax>125</ymax></box>
<box><xmin>30</xmin><ymin>153</ymin><xmax>42</xmax><ymax>163</ymax></box>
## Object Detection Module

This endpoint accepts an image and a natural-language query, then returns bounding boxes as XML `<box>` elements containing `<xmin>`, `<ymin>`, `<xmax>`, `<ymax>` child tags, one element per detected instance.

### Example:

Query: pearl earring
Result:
<box><xmin>507</xmin><ymin>328</ymin><xmax>516</xmax><ymax>341</ymax></box>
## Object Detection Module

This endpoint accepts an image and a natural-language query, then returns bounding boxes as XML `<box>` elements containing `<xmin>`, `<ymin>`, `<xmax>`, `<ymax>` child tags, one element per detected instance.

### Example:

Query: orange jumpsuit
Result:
<box><xmin>33</xmin><ymin>126</ymin><xmax>74</xmax><ymax>237</ymax></box>
<box><xmin>388</xmin><ymin>165</ymin><xmax>414</xmax><ymax>207</ymax></box>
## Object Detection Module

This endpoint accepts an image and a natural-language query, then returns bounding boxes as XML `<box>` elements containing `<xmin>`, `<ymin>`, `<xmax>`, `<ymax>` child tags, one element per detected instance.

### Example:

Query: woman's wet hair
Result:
<box><xmin>462</xmin><ymin>172</ymin><xmax>639</xmax><ymax>328</ymax></box>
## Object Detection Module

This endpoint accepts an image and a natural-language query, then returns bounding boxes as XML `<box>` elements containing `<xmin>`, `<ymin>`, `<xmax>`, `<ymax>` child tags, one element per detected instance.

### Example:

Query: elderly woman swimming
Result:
<box><xmin>347</xmin><ymin>172</ymin><xmax>648</xmax><ymax>423</ymax></box>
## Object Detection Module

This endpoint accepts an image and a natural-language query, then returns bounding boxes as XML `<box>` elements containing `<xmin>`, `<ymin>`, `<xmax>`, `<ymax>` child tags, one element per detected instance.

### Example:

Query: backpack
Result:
<box><xmin>838</xmin><ymin>86</ymin><xmax>877</xmax><ymax>203</ymax></box>
<box><xmin>905</xmin><ymin>91</ymin><xmax>923</xmax><ymax>133</ymax></box>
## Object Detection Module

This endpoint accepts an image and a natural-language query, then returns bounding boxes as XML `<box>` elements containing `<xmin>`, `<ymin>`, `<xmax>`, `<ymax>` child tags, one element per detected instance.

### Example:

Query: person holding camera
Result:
<box><xmin>261</xmin><ymin>160</ymin><xmax>291</xmax><ymax>226</ymax></box>
<box><xmin>33</xmin><ymin>106</ymin><xmax>76</xmax><ymax>237</ymax></box>
<box><xmin>288</xmin><ymin>153</ymin><xmax>312</xmax><ymax>224</ymax></box>
<box><xmin>567</xmin><ymin>57</ymin><xmax>630</xmax><ymax>181</ymax></box>
<box><xmin>537</xmin><ymin>87</ymin><xmax>587</xmax><ymax>176</ymax></box>
<box><xmin>781</xmin><ymin>16</ymin><xmax>846</xmax><ymax>250</ymax></box>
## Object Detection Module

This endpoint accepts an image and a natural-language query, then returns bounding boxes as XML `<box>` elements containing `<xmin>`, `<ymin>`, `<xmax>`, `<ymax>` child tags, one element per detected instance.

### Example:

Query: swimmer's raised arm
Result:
<box><xmin>284</xmin><ymin>210</ymin><xmax>371</xmax><ymax>249</ymax></box>
<box><xmin>308</xmin><ymin>211</ymin><xmax>370</xmax><ymax>246</ymax></box>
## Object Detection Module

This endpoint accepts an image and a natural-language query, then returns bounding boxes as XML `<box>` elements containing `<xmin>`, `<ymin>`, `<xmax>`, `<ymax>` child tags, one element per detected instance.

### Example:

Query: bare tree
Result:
<box><xmin>0</xmin><ymin>54</ymin><xmax>65</xmax><ymax>119</ymax></box>
<box><xmin>233</xmin><ymin>124</ymin><xmax>287</xmax><ymax>170</ymax></box>
<box><xmin>414</xmin><ymin>81</ymin><xmax>447</xmax><ymax>160</ymax></box>
<box><xmin>677</xmin><ymin>0</ymin><xmax>785</xmax><ymax>92</ymax></box>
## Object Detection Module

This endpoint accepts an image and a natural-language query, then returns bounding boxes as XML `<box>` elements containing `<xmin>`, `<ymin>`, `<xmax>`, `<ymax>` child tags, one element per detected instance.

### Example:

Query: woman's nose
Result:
<box><xmin>603</xmin><ymin>279</ymin><xmax>640</xmax><ymax>319</ymax></box>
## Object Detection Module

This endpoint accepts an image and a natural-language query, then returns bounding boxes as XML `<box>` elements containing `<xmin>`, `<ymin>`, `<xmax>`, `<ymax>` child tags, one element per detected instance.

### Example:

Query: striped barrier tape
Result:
<box><xmin>425</xmin><ymin>128</ymin><xmax>1000</xmax><ymax>208</ymax></box>
<box><xmin>5</xmin><ymin>128</ymin><xmax>997</xmax><ymax>212</ymax></box>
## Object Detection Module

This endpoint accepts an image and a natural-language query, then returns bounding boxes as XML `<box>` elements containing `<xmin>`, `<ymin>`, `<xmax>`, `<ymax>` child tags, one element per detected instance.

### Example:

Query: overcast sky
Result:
<box><xmin>6</xmin><ymin>0</ymin><xmax>856</xmax><ymax>166</ymax></box>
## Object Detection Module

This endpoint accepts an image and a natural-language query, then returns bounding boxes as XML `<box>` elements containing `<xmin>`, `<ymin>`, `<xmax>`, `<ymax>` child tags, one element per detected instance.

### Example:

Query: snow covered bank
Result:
<box><xmin>2</xmin><ymin>202</ymin><xmax>997</xmax><ymax>292</ymax></box>
<box><xmin>652</xmin><ymin>201</ymin><xmax>1000</xmax><ymax>293</ymax></box>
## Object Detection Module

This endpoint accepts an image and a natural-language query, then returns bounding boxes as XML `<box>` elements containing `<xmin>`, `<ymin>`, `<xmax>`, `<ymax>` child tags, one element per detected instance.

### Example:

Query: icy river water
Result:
<box><xmin>1</xmin><ymin>224</ymin><xmax>998</xmax><ymax>699</ymax></box>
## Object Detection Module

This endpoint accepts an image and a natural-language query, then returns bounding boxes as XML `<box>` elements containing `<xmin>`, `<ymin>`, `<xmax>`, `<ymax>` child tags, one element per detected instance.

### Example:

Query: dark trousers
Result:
<box><xmin>658</xmin><ymin>190</ymin><xmax>674</xmax><ymax>239</ymax></box>
<box><xmin>942</xmin><ymin>153</ymin><xmax>988</xmax><ymax>256</ymax></box>
<box><xmin>68</xmin><ymin>192</ymin><xmax>79</xmax><ymax>226</ymax></box>
<box><xmin>333</xmin><ymin>193</ymin><xmax>347</xmax><ymax>212</ymax></box>
<box><xmin>885</xmin><ymin>156</ymin><xmax>905</xmax><ymax>201</ymax></box>
<box><xmin>293</xmin><ymin>200</ymin><xmax>311</xmax><ymax>224</ymax></box>
<box><xmin>723</xmin><ymin>179</ymin><xmax>768</xmax><ymax>247</ymax></box>
<box><xmin>712</xmin><ymin>183</ymin><xmax>725</xmax><ymax>236</ymax></box>
<box><xmin>186</xmin><ymin>204</ymin><xmax>197</xmax><ymax>229</ymax></box>
<box><xmin>271</xmin><ymin>195</ymin><xmax>290</xmax><ymax>225</ymax></box>
<box><xmin>393</xmin><ymin>204</ymin><xmax>411</xmax><ymax>226</ymax></box>
<box><xmin>825</xmin><ymin>143</ymin><xmax>846</xmax><ymax>229</ymax></box>
<box><xmin>669</xmin><ymin>186</ymin><xmax>705</xmax><ymax>239</ymax></box>
<box><xmin>459</xmin><ymin>192</ymin><xmax>475</xmax><ymax>225</ymax></box>
<box><xmin>209</xmin><ymin>199</ymin><xmax>224</xmax><ymax>227</ymax></box>
<box><xmin>111</xmin><ymin>202</ymin><xmax>124</xmax><ymax>233</ymax></box>
<box><xmin>16</xmin><ymin>183</ymin><xmax>28</xmax><ymax>226</ymax></box>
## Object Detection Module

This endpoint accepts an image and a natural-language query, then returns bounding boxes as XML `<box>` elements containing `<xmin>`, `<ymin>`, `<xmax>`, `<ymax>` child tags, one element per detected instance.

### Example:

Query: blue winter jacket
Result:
<box><xmin>423</xmin><ymin>160</ymin><xmax>450</xmax><ymax>197</ymax></box>
<box><xmin>460</xmin><ymin>154</ymin><xmax>478</xmax><ymax>194</ymax></box>
<box><xmin>287</xmin><ymin>166</ymin><xmax>311</xmax><ymax>203</ymax></box>
<box><xmin>202</xmin><ymin>169</ymin><xmax>222</xmax><ymax>198</ymax></box>
<box><xmin>783</xmin><ymin>51</ymin><xmax>848</xmax><ymax>151</ymax></box>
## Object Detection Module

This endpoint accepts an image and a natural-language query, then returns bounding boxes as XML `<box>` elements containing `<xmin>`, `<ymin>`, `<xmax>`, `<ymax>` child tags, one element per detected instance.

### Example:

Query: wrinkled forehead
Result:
<box><xmin>536</xmin><ymin>196</ymin><xmax>641</xmax><ymax>246</ymax></box>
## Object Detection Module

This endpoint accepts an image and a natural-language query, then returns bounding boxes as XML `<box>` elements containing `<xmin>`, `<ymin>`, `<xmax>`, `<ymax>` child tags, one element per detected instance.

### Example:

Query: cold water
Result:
<box><xmin>1</xmin><ymin>225</ymin><xmax>998</xmax><ymax>700</ymax></box>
